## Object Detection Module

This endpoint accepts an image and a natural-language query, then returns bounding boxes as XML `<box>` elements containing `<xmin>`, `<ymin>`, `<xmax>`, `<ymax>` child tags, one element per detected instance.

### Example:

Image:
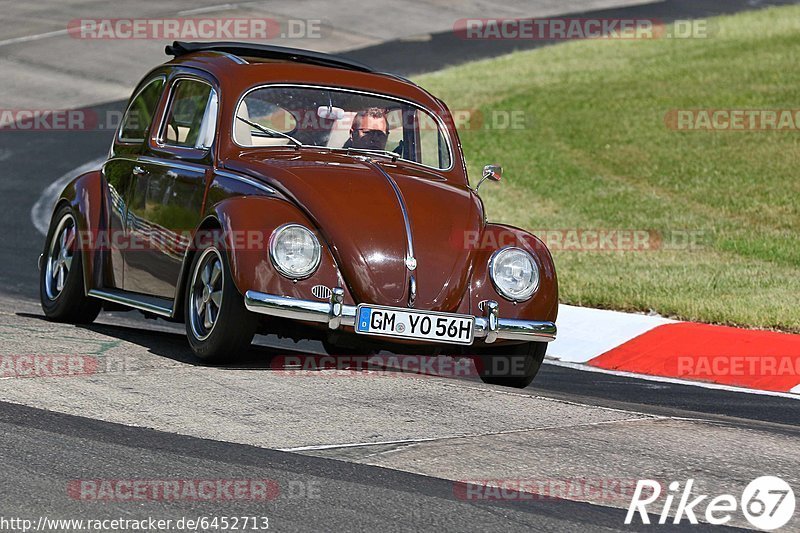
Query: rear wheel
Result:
<box><xmin>476</xmin><ymin>342</ymin><xmax>547</xmax><ymax>389</ymax></box>
<box><xmin>39</xmin><ymin>205</ymin><xmax>101</xmax><ymax>324</ymax></box>
<box><xmin>184</xmin><ymin>244</ymin><xmax>257</xmax><ymax>363</ymax></box>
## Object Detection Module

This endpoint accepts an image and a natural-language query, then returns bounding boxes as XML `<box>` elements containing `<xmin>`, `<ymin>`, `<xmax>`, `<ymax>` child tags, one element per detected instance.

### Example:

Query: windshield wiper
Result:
<box><xmin>236</xmin><ymin>116</ymin><xmax>302</xmax><ymax>148</ymax></box>
<box><xmin>339</xmin><ymin>147</ymin><xmax>400</xmax><ymax>162</ymax></box>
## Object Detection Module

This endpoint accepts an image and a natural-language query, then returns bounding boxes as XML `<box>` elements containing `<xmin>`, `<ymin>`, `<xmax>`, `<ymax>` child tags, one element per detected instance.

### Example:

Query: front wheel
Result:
<box><xmin>476</xmin><ymin>342</ymin><xmax>547</xmax><ymax>389</ymax></box>
<box><xmin>39</xmin><ymin>205</ymin><xmax>101</xmax><ymax>324</ymax></box>
<box><xmin>184</xmin><ymin>244</ymin><xmax>257</xmax><ymax>363</ymax></box>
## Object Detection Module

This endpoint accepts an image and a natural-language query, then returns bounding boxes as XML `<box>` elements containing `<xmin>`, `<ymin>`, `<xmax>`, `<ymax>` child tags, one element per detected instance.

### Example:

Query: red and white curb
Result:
<box><xmin>549</xmin><ymin>305</ymin><xmax>800</xmax><ymax>396</ymax></box>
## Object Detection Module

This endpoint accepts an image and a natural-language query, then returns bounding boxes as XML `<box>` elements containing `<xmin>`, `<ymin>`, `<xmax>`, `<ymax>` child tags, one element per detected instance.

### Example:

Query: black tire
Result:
<box><xmin>476</xmin><ymin>342</ymin><xmax>547</xmax><ymax>389</ymax></box>
<box><xmin>39</xmin><ymin>204</ymin><xmax>101</xmax><ymax>324</ymax></box>
<box><xmin>184</xmin><ymin>243</ymin><xmax>257</xmax><ymax>363</ymax></box>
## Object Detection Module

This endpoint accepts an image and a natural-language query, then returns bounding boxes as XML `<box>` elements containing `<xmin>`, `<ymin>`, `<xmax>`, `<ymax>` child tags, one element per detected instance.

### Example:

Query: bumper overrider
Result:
<box><xmin>243</xmin><ymin>288</ymin><xmax>556</xmax><ymax>344</ymax></box>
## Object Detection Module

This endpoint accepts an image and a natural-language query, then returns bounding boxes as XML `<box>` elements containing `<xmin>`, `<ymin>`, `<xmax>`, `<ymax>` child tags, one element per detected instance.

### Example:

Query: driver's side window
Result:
<box><xmin>161</xmin><ymin>79</ymin><xmax>216</xmax><ymax>149</ymax></box>
<box><xmin>118</xmin><ymin>78</ymin><xmax>164</xmax><ymax>143</ymax></box>
<box><xmin>385</xmin><ymin>109</ymin><xmax>404</xmax><ymax>153</ymax></box>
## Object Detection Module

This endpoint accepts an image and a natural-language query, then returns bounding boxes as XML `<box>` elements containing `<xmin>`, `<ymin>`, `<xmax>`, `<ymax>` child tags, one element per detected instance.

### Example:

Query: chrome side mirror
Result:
<box><xmin>475</xmin><ymin>164</ymin><xmax>503</xmax><ymax>193</ymax></box>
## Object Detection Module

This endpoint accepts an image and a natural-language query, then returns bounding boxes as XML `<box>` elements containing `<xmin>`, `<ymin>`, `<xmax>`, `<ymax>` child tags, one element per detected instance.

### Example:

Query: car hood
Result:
<box><xmin>224</xmin><ymin>150</ymin><xmax>483</xmax><ymax>311</ymax></box>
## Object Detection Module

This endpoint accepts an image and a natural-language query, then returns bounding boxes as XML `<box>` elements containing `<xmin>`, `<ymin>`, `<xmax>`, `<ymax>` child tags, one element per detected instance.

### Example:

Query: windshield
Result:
<box><xmin>233</xmin><ymin>85</ymin><xmax>453</xmax><ymax>170</ymax></box>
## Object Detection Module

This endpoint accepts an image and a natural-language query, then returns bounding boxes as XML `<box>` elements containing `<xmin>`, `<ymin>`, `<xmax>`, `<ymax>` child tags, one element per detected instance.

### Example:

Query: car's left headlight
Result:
<box><xmin>489</xmin><ymin>247</ymin><xmax>539</xmax><ymax>301</ymax></box>
<box><xmin>269</xmin><ymin>223</ymin><xmax>321</xmax><ymax>279</ymax></box>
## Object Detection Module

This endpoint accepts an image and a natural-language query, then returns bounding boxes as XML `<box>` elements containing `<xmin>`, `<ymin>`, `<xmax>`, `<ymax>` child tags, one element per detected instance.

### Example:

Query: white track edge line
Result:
<box><xmin>279</xmin><ymin>417</ymin><xmax>658</xmax><ymax>452</ymax></box>
<box><xmin>545</xmin><ymin>360</ymin><xmax>800</xmax><ymax>400</ymax></box>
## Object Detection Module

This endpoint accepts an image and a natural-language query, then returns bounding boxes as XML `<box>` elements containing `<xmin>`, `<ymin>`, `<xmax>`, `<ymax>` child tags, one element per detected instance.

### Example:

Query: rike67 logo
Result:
<box><xmin>626</xmin><ymin>476</ymin><xmax>795</xmax><ymax>530</ymax></box>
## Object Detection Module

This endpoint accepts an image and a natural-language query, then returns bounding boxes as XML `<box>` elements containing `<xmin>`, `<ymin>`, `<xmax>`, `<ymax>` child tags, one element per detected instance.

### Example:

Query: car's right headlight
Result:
<box><xmin>489</xmin><ymin>247</ymin><xmax>539</xmax><ymax>301</ymax></box>
<box><xmin>269</xmin><ymin>223</ymin><xmax>321</xmax><ymax>279</ymax></box>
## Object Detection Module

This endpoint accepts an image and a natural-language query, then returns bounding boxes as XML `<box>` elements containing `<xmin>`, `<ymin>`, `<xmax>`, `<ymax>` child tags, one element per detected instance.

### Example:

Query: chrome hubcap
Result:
<box><xmin>189</xmin><ymin>248</ymin><xmax>224</xmax><ymax>341</ymax></box>
<box><xmin>45</xmin><ymin>214</ymin><xmax>76</xmax><ymax>300</ymax></box>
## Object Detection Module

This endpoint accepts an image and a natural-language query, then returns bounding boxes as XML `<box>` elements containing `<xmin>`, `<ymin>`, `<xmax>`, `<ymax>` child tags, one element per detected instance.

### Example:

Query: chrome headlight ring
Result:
<box><xmin>269</xmin><ymin>223</ymin><xmax>322</xmax><ymax>280</ymax></box>
<box><xmin>489</xmin><ymin>246</ymin><xmax>540</xmax><ymax>302</ymax></box>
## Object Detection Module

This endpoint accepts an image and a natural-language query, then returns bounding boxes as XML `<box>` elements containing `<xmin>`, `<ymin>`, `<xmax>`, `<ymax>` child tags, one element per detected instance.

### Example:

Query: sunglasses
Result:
<box><xmin>356</xmin><ymin>128</ymin><xmax>389</xmax><ymax>139</ymax></box>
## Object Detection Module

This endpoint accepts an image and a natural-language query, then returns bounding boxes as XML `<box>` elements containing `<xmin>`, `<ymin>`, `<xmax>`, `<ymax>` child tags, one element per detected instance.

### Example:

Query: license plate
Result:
<box><xmin>355</xmin><ymin>305</ymin><xmax>474</xmax><ymax>345</ymax></box>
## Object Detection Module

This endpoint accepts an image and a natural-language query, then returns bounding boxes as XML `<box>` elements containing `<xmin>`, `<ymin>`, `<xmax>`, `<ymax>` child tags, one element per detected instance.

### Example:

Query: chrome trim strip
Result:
<box><xmin>196</xmin><ymin>89</ymin><xmax>218</xmax><ymax>149</ymax></box>
<box><xmin>214</xmin><ymin>170</ymin><xmax>277</xmax><ymax>194</ymax></box>
<box><xmin>106</xmin><ymin>155</ymin><xmax>206</xmax><ymax>175</ymax></box>
<box><xmin>105</xmin><ymin>156</ymin><xmax>276</xmax><ymax>195</ymax></box>
<box><xmin>88</xmin><ymin>289</ymin><xmax>173</xmax><ymax>317</ymax></box>
<box><xmin>244</xmin><ymin>289</ymin><xmax>557</xmax><ymax>343</ymax></box>
<box><xmin>231</xmin><ymin>83</ymin><xmax>455</xmax><ymax>172</ymax></box>
<box><xmin>362</xmin><ymin>159</ymin><xmax>416</xmax><ymax>280</ymax></box>
<box><xmin>136</xmin><ymin>156</ymin><xmax>206</xmax><ymax>174</ymax></box>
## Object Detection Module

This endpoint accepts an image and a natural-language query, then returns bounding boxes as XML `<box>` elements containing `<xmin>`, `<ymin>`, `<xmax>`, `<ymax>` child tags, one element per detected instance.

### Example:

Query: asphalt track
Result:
<box><xmin>0</xmin><ymin>400</ymin><xmax>743</xmax><ymax>533</ymax></box>
<box><xmin>1</xmin><ymin>0</ymin><xmax>798</xmax><ymax>531</ymax></box>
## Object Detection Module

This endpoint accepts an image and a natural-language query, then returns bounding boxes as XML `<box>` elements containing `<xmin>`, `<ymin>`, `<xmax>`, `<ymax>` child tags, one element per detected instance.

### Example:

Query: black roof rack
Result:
<box><xmin>165</xmin><ymin>41</ymin><xmax>375</xmax><ymax>73</ymax></box>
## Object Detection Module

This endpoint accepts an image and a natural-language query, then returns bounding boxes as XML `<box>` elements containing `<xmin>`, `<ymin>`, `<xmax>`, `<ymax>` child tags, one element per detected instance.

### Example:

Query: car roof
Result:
<box><xmin>166</xmin><ymin>41</ymin><xmax>377</xmax><ymax>74</ymax></box>
<box><xmin>159</xmin><ymin>41</ymin><xmax>447</xmax><ymax>114</ymax></box>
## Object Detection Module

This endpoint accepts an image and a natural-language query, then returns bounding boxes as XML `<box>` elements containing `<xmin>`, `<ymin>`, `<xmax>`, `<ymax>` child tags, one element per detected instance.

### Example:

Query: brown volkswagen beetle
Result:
<box><xmin>39</xmin><ymin>41</ymin><xmax>557</xmax><ymax>388</ymax></box>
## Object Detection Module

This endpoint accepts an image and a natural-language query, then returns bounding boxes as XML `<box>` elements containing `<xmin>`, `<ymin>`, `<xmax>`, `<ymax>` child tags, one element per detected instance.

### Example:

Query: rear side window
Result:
<box><xmin>118</xmin><ymin>78</ymin><xmax>164</xmax><ymax>142</ymax></box>
<box><xmin>161</xmin><ymin>79</ymin><xmax>214</xmax><ymax>148</ymax></box>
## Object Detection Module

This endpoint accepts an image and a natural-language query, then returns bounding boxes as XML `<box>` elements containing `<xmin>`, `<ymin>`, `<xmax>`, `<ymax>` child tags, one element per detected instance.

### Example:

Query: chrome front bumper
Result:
<box><xmin>243</xmin><ymin>288</ymin><xmax>556</xmax><ymax>344</ymax></box>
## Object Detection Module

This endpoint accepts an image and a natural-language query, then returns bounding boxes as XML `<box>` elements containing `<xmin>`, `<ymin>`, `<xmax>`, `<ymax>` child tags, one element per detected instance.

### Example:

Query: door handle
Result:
<box><xmin>132</xmin><ymin>166</ymin><xmax>146</xmax><ymax>176</ymax></box>
<box><xmin>165</xmin><ymin>170</ymin><xmax>178</xmax><ymax>179</ymax></box>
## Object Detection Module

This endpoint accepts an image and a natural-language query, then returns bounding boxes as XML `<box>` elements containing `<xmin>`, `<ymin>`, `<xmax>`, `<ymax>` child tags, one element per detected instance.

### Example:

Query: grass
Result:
<box><xmin>414</xmin><ymin>6</ymin><xmax>800</xmax><ymax>332</ymax></box>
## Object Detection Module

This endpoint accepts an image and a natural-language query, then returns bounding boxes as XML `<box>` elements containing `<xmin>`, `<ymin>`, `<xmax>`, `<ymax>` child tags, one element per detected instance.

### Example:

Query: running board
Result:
<box><xmin>88</xmin><ymin>288</ymin><xmax>174</xmax><ymax>318</ymax></box>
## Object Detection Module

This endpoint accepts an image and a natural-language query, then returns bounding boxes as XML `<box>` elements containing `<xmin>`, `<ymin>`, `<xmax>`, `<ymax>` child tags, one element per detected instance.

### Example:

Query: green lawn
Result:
<box><xmin>414</xmin><ymin>6</ymin><xmax>800</xmax><ymax>332</ymax></box>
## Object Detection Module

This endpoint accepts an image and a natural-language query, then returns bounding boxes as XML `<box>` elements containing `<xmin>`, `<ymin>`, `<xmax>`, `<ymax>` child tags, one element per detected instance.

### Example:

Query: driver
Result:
<box><xmin>346</xmin><ymin>107</ymin><xmax>389</xmax><ymax>150</ymax></box>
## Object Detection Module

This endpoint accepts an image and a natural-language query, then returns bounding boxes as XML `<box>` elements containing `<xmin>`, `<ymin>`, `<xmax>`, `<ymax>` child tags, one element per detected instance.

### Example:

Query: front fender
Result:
<box><xmin>469</xmin><ymin>224</ymin><xmax>558</xmax><ymax>323</ymax></box>
<box><xmin>208</xmin><ymin>196</ymin><xmax>355</xmax><ymax>304</ymax></box>
<box><xmin>55</xmin><ymin>170</ymin><xmax>109</xmax><ymax>295</ymax></box>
